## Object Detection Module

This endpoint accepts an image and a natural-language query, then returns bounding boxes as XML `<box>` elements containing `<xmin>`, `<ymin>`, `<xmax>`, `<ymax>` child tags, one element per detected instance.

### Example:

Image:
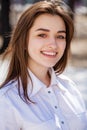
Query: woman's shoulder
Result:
<box><xmin>0</xmin><ymin>79</ymin><xmax>18</xmax><ymax>99</ymax></box>
<box><xmin>56</xmin><ymin>73</ymin><xmax>86</xmax><ymax>110</ymax></box>
<box><xmin>56</xmin><ymin>73</ymin><xmax>80</xmax><ymax>95</ymax></box>
<box><xmin>57</xmin><ymin>73</ymin><xmax>75</xmax><ymax>86</ymax></box>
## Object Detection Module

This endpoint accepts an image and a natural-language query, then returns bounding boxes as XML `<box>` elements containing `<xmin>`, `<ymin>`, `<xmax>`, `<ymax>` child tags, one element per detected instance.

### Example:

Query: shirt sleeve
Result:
<box><xmin>0</xmin><ymin>97</ymin><xmax>20</xmax><ymax>130</ymax></box>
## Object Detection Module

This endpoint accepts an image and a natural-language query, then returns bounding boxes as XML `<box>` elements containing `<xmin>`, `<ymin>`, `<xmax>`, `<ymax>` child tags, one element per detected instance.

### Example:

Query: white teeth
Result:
<box><xmin>42</xmin><ymin>51</ymin><xmax>56</xmax><ymax>56</ymax></box>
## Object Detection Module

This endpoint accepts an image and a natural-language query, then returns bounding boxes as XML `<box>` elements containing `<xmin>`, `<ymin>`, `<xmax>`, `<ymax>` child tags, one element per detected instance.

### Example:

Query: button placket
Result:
<box><xmin>54</xmin><ymin>106</ymin><xmax>69</xmax><ymax>130</ymax></box>
<box><xmin>47</xmin><ymin>88</ymin><xmax>60</xmax><ymax>114</ymax></box>
<box><xmin>46</xmin><ymin>87</ymin><xmax>69</xmax><ymax>129</ymax></box>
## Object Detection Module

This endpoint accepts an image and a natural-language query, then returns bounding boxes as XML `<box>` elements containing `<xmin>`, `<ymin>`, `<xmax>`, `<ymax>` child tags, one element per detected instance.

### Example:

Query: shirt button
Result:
<box><xmin>61</xmin><ymin>121</ymin><xmax>64</xmax><ymax>124</ymax></box>
<box><xmin>48</xmin><ymin>91</ymin><xmax>51</xmax><ymax>93</ymax></box>
<box><xmin>54</xmin><ymin>106</ymin><xmax>58</xmax><ymax>109</ymax></box>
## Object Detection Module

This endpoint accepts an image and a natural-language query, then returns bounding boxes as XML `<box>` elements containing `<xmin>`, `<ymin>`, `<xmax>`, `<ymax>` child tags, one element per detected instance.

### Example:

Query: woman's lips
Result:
<box><xmin>41</xmin><ymin>51</ymin><xmax>57</xmax><ymax>56</ymax></box>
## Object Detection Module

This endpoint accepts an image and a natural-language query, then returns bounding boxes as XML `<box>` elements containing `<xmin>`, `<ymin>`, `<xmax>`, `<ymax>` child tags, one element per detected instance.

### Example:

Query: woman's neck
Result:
<box><xmin>28</xmin><ymin>64</ymin><xmax>51</xmax><ymax>86</ymax></box>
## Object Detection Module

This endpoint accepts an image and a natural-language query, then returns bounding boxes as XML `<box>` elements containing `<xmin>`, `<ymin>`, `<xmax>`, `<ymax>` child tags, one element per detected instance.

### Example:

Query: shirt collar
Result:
<box><xmin>27</xmin><ymin>68</ymin><xmax>58</xmax><ymax>97</ymax></box>
<box><xmin>49</xmin><ymin>68</ymin><xmax>67</xmax><ymax>93</ymax></box>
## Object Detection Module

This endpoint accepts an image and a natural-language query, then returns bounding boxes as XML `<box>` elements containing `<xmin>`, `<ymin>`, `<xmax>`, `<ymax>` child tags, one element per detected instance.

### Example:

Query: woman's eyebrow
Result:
<box><xmin>35</xmin><ymin>28</ymin><xmax>66</xmax><ymax>33</ymax></box>
<box><xmin>35</xmin><ymin>28</ymin><xmax>50</xmax><ymax>32</ymax></box>
<box><xmin>57</xmin><ymin>30</ymin><xmax>66</xmax><ymax>33</ymax></box>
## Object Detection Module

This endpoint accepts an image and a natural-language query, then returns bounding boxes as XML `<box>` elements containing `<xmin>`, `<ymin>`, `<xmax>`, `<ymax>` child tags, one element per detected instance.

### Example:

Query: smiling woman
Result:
<box><xmin>0</xmin><ymin>0</ymin><xmax>87</xmax><ymax>130</ymax></box>
<box><xmin>28</xmin><ymin>14</ymin><xmax>66</xmax><ymax>77</ymax></box>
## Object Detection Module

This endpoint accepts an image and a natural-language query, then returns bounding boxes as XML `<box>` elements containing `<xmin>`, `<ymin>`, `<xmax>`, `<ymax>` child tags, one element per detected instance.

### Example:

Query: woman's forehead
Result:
<box><xmin>31</xmin><ymin>14</ymin><xmax>66</xmax><ymax>31</ymax></box>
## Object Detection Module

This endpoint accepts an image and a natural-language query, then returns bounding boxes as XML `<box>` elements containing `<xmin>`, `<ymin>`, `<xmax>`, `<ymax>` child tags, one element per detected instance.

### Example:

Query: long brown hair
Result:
<box><xmin>0</xmin><ymin>0</ymin><xmax>74</xmax><ymax>103</ymax></box>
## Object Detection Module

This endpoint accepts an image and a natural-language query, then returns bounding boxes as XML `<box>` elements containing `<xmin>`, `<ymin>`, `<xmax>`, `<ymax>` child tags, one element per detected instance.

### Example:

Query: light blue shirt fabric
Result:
<box><xmin>0</xmin><ymin>68</ymin><xmax>87</xmax><ymax>130</ymax></box>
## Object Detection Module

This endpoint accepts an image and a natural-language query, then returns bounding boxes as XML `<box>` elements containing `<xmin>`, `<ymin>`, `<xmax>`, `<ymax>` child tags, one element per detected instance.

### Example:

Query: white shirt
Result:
<box><xmin>0</xmin><ymin>68</ymin><xmax>87</xmax><ymax>130</ymax></box>
<box><xmin>0</xmin><ymin>54</ymin><xmax>11</xmax><ymax>84</ymax></box>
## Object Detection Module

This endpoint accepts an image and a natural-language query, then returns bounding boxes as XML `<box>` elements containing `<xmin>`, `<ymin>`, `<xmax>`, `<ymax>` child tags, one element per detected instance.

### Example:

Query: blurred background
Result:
<box><xmin>0</xmin><ymin>0</ymin><xmax>87</xmax><ymax>107</ymax></box>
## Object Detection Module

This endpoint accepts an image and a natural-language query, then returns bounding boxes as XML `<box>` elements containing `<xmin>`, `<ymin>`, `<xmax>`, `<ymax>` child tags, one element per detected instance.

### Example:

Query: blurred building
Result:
<box><xmin>83</xmin><ymin>0</ymin><xmax>87</xmax><ymax>7</ymax></box>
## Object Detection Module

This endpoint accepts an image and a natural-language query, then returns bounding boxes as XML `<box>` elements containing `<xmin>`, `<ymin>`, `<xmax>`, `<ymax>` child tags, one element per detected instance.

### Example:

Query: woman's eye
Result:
<box><xmin>38</xmin><ymin>34</ymin><xmax>47</xmax><ymax>38</ymax></box>
<box><xmin>57</xmin><ymin>35</ymin><xmax>66</xmax><ymax>39</ymax></box>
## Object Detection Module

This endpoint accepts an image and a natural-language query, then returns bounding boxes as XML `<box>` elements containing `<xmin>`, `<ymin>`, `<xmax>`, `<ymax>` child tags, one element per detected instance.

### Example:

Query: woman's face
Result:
<box><xmin>27</xmin><ymin>14</ymin><xmax>66</xmax><ymax>70</ymax></box>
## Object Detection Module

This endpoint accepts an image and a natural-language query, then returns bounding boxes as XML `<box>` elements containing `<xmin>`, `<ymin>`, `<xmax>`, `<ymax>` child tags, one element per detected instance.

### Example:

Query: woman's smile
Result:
<box><xmin>41</xmin><ymin>51</ymin><xmax>58</xmax><ymax>57</ymax></box>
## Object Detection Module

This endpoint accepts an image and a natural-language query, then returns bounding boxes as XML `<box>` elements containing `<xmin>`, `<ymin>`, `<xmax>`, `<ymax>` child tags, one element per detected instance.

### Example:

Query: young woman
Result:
<box><xmin>0</xmin><ymin>0</ymin><xmax>87</xmax><ymax>130</ymax></box>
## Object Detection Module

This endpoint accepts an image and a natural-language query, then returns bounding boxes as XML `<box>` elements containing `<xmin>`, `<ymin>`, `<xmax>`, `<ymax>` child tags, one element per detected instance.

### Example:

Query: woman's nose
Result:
<box><xmin>47</xmin><ymin>37</ymin><xmax>57</xmax><ymax>49</ymax></box>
